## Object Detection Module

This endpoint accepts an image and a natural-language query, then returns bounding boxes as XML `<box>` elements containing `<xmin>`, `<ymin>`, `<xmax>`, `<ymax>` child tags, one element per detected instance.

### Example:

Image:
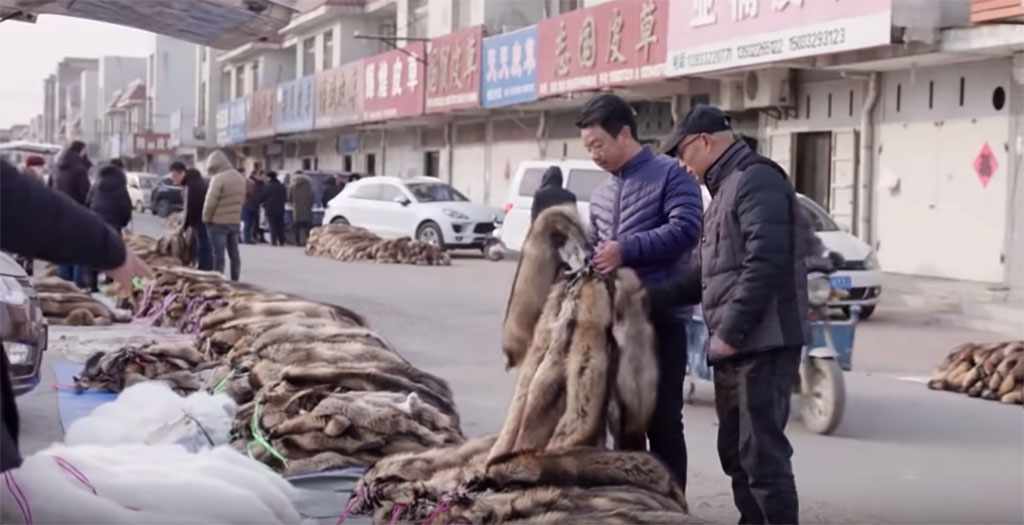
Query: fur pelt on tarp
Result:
<box><xmin>492</xmin><ymin>204</ymin><xmax>659</xmax><ymax>460</ymax></box>
<box><xmin>306</xmin><ymin>224</ymin><xmax>451</xmax><ymax>266</ymax></box>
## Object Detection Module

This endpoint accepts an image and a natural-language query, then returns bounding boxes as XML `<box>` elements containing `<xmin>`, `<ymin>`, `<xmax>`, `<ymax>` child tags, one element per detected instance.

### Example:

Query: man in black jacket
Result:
<box><xmin>530</xmin><ymin>166</ymin><xmax>576</xmax><ymax>222</ymax></box>
<box><xmin>653</xmin><ymin>105</ymin><xmax>807</xmax><ymax>524</ymax></box>
<box><xmin>260</xmin><ymin>171</ymin><xmax>287</xmax><ymax>246</ymax></box>
<box><xmin>53</xmin><ymin>141</ymin><xmax>92</xmax><ymax>286</ymax></box>
<box><xmin>171</xmin><ymin>162</ymin><xmax>212</xmax><ymax>270</ymax></box>
<box><xmin>1</xmin><ymin>160</ymin><xmax>152</xmax><ymax>473</ymax></box>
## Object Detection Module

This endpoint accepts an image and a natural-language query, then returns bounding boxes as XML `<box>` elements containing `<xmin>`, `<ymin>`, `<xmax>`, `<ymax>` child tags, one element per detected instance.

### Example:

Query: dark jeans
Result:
<box><xmin>648</xmin><ymin>311</ymin><xmax>688</xmax><ymax>491</ymax></box>
<box><xmin>294</xmin><ymin>220</ymin><xmax>312</xmax><ymax>246</ymax></box>
<box><xmin>714</xmin><ymin>347</ymin><xmax>801</xmax><ymax>525</ymax></box>
<box><xmin>208</xmin><ymin>223</ymin><xmax>241</xmax><ymax>281</ymax></box>
<box><xmin>57</xmin><ymin>264</ymin><xmax>87</xmax><ymax>289</ymax></box>
<box><xmin>192</xmin><ymin>223</ymin><xmax>213</xmax><ymax>271</ymax></box>
<box><xmin>241</xmin><ymin>206</ymin><xmax>257</xmax><ymax>244</ymax></box>
<box><xmin>267</xmin><ymin>216</ymin><xmax>285</xmax><ymax>246</ymax></box>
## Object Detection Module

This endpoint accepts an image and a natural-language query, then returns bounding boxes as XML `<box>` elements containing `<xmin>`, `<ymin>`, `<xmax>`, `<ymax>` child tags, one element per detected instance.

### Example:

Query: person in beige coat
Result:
<box><xmin>202</xmin><ymin>149</ymin><xmax>246</xmax><ymax>281</ymax></box>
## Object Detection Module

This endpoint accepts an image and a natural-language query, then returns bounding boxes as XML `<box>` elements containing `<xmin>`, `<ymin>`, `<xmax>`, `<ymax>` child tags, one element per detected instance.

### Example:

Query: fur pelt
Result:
<box><xmin>502</xmin><ymin>204</ymin><xmax>589</xmax><ymax>369</ymax></box>
<box><xmin>305</xmin><ymin>225</ymin><xmax>452</xmax><ymax>266</ymax></box>
<box><xmin>75</xmin><ymin>344</ymin><xmax>211</xmax><ymax>395</ymax></box>
<box><xmin>35</xmin><ymin>290</ymin><xmax>129</xmax><ymax>325</ymax></box>
<box><xmin>928</xmin><ymin>341</ymin><xmax>1023</xmax><ymax>404</ymax></box>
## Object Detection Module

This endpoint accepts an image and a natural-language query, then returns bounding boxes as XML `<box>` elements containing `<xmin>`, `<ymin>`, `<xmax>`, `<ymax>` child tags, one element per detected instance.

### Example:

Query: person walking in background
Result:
<box><xmin>289</xmin><ymin>170</ymin><xmax>315</xmax><ymax>246</ymax></box>
<box><xmin>322</xmin><ymin>175</ymin><xmax>342</xmax><ymax>207</ymax></box>
<box><xmin>530</xmin><ymin>166</ymin><xmax>577</xmax><ymax>222</ymax></box>
<box><xmin>202</xmin><ymin>149</ymin><xmax>245</xmax><ymax>281</ymax></box>
<box><xmin>53</xmin><ymin>140</ymin><xmax>92</xmax><ymax>287</ymax></box>
<box><xmin>576</xmin><ymin>93</ymin><xmax>703</xmax><ymax>492</ymax></box>
<box><xmin>651</xmin><ymin>105</ymin><xmax>807</xmax><ymax>524</ymax></box>
<box><xmin>260</xmin><ymin>171</ymin><xmax>287</xmax><ymax>246</ymax></box>
<box><xmin>84</xmin><ymin>163</ymin><xmax>134</xmax><ymax>291</ymax></box>
<box><xmin>2</xmin><ymin>159</ymin><xmax>153</xmax><ymax>472</ymax></box>
<box><xmin>242</xmin><ymin>169</ymin><xmax>264</xmax><ymax>244</ymax></box>
<box><xmin>170</xmin><ymin>162</ymin><xmax>212</xmax><ymax>271</ymax></box>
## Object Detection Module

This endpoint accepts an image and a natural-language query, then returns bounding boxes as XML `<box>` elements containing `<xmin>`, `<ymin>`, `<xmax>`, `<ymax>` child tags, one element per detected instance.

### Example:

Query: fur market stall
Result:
<box><xmin>928</xmin><ymin>341</ymin><xmax>1023</xmax><ymax>404</ymax></box>
<box><xmin>346</xmin><ymin>205</ymin><xmax>703</xmax><ymax>524</ymax></box>
<box><xmin>305</xmin><ymin>225</ymin><xmax>451</xmax><ymax>266</ymax></box>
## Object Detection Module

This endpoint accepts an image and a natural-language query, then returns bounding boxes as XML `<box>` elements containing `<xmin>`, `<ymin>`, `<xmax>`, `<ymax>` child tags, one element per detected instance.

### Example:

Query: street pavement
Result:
<box><xmin>16</xmin><ymin>214</ymin><xmax>1024</xmax><ymax>524</ymax></box>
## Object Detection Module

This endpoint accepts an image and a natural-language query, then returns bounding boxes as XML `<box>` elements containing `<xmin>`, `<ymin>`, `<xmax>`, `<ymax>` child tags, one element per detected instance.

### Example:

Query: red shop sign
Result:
<box><xmin>425</xmin><ymin>25</ymin><xmax>483</xmax><ymax>113</ymax></box>
<box><xmin>363</xmin><ymin>42</ymin><xmax>427</xmax><ymax>122</ymax></box>
<box><xmin>537</xmin><ymin>0</ymin><xmax>669</xmax><ymax>98</ymax></box>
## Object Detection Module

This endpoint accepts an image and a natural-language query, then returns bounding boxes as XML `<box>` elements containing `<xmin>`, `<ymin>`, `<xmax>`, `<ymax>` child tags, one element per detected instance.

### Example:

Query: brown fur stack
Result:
<box><xmin>31</xmin><ymin>277</ymin><xmax>131</xmax><ymax>326</ymax></box>
<box><xmin>74</xmin><ymin>341</ymin><xmax>211</xmax><ymax>395</ymax></box>
<box><xmin>352</xmin><ymin>436</ymin><xmax>698</xmax><ymax>524</ymax></box>
<box><xmin>305</xmin><ymin>225</ymin><xmax>451</xmax><ymax>266</ymax></box>
<box><xmin>928</xmin><ymin>341</ymin><xmax>1023</xmax><ymax>404</ymax></box>
<box><xmin>124</xmin><ymin>230</ymin><xmax>193</xmax><ymax>268</ymax></box>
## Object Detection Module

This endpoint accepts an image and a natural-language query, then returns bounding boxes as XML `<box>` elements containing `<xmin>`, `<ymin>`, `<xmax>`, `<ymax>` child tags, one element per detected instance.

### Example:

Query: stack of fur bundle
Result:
<box><xmin>305</xmin><ymin>225</ymin><xmax>451</xmax><ymax>266</ymax></box>
<box><xmin>350</xmin><ymin>205</ymin><xmax>692</xmax><ymax>524</ymax></box>
<box><xmin>31</xmin><ymin>277</ymin><xmax>131</xmax><ymax>326</ymax></box>
<box><xmin>73</xmin><ymin>340</ymin><xmax>211</xmax><ymax>395</ymax></box>
<box><xmin>123</xmin><ymin>230</ymin><xmax>193</xmax><ymax>268</ymax></box>
<box><xmin>927</xmin><ymin>341</ymin><xmax>1023</xmax><ymax>404</ymax></box>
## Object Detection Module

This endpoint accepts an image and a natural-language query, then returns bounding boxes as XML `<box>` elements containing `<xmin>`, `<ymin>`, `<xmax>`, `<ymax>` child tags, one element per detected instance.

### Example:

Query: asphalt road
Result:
<box><xmin>16</xmin><ymin>214</ymin><xmax>1024</xmax><ymax>524</ymax></box>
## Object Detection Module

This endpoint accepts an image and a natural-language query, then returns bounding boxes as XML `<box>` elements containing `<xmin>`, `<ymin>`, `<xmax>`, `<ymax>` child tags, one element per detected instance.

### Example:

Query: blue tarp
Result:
<box><xmin>52</xmin><ymin>362</ymin><xmax>116</xmax><ymax>431</ymax></box>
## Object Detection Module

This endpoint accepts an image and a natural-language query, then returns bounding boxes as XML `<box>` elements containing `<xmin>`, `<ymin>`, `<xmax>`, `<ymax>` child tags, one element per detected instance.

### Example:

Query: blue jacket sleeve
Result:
<box><xmin>620</xmin><ymin>166</ymin><xmax>703</xmax><ymax>266</ymax></box>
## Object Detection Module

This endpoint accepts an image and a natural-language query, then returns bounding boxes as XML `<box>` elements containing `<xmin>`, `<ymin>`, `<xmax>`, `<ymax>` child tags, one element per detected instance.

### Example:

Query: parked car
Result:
<box><xmin>149</xmin><ymin>175</ymin><xmax>184</xmax><ymax>218</ymax></box>
<box><xmin>798</xmin><ymin>194</ymin><xmax>882</xmax><ymax>319</ymax></box>
<box><xmin>126</xmin><ymin>172</ymin><xmax>159</xmax><ymax>212</ymax></box>
<box><xmin>0</xmin><ymin>252</ymin><xmax>47</xmax><ymax>396</ymax></box>
<box><xmin>498</xmin><ymin>159</ymin><xmax>611</xmax><ymax>253</ymax></box>
<box><xmin>322</xmin><ymin>176</ymin><xmax>501</xmax><ymax>250</ymax></box>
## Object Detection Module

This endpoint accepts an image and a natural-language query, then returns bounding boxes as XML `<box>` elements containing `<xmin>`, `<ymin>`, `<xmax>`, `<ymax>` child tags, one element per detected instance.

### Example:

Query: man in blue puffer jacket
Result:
<box><xmin>576</xmin><ymin>94</ymin><xmax>703</xmax><ymax>490</ymax></box>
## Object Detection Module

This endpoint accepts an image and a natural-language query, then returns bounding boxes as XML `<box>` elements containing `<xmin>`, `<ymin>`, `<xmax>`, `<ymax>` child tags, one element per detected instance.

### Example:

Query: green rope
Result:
<box><xmin>249</xmin><ymin>399</ymin><xmax>289</xmax><ymax>468</ymax></box>
<box><xmin>212</xmin><ymin>369</ymin><xmax>236</xmax><ymax>394</ymax></box>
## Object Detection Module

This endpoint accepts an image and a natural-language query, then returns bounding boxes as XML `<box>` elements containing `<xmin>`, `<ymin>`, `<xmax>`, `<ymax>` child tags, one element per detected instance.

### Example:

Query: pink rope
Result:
<box><xmin>335</xmin><ymin>488</ymin><xmax>366</xmax><ymax>525</ymax></box>
<box><xmin>389</xmin><ymin>503</ymin><xmax>408</xmax><ymax>525</ymax></box>
<box><xmin>4</xmin><ymin>471</ymin><xmax>33</xmax><ymax>525</ymax></box>
<box><xmin>53</xmin><ymin>456</ymin><xmax>96</xmax><ymax>495</ymax></box>
<box><xmin>134</xmin><ymin>282</ymin><xmax>155</xmax><ymax>318</ymax></box>
<box><xmin>421</xmin><ymin>497</ymin><xmax>453</xmax><ymax>525</ymax></box>
<box><xmin>146</xmin><ymin>292</ymin><xmax>179</xmax><ymax>326</ymax></box>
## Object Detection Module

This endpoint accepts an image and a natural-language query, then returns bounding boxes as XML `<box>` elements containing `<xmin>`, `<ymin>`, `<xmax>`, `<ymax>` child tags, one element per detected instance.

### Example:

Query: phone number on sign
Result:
<box><xmin>789</xmin><ymin>28</ymin><xmax>846</xmax><ymax>52</ymax></box>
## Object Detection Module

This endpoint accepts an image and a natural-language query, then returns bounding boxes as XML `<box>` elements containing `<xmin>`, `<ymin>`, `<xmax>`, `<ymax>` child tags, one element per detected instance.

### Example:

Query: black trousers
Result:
<box><xmin>268</xmin><ymin>217</ymin><xmax>286</xmax><ymax>246</ymax></box>
<box><xmin>648</xmin><ymin>311</ymin><xmax>687</xmax><ymax>491</ymax></box>
<box><xmin>1</xmin><ymin>347</ymin><xmax>22</xmax><ymax>473</ymax></box>
<box><xmin>714</xmin><ymin>347</ymin><xmax>801</xmax><ymax>525</ymax></box>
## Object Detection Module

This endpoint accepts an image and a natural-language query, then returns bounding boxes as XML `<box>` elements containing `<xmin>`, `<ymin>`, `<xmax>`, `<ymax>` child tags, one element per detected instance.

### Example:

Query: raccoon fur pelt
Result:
<box><xmin>352</xmin><ymin>436</ymin><xmax>693</xmax><ymax>524</ymax></box>
<box><xmin>31</xmin><ymin>277</ymin><xmax>131</xmax><ymax>325</ymax></box>
<box><xmin>74</xmin><ymin>341</ymin><xmax>210</xmax><ymax>395</ymax></box>
<box><xmin>306</xmin><ymin>224</ymin><xmax>451</xmax><ymax>266</ymax></box>
<box><xmin>124</xmin><ymin>230</ymin><xmax>193</xmax><ymax>267</ymax></box>
<box><xmin>492</xmin><ymin>205</ymin><xmax>658</xmax><ymax>461</ymax></box>
<box><xmin>928</xmin><ymin>341</ymin><xmax>1023</xmax><ymax>404</ymax></box>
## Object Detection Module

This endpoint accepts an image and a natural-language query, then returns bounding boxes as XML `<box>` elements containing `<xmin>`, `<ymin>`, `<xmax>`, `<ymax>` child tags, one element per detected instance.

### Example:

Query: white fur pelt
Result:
<box><xmin>65</xmin><ymin>381</ymin><xmax>236</xmax><ymax>451</ymax></box>
<box><xmin>1</xmin><ymin>444</ymin><xmax>301</xmax><ymax>524</ymax></box>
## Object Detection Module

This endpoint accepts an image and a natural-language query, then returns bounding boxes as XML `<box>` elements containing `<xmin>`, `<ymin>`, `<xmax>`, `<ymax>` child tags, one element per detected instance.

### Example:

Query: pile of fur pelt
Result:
<box><xmin>30</xmin><ymin>277</ymin><xmax>131</xmax><ymax>326</ymax></box>
<box><xmin>123</xmin><ymin>230</ymin><xmax>193</xmax><ymax>268</ymax></box>
<box><xmin>350</xmin><ymin>205</ymin><xmax>695</xmax><ymax>524</ymax></box>
<box><xmin>927</xmin><ymin>341</ymin><xmax>1023</xmax><ymax>404</ymax></box>
<box><xmin>73</xmin><ymin>340</ymin><xmax>212</xmax><ymax>395</ymax></box>
<box><xmin>305</xmin><ymin>224</ymin><xmax>451</xmax><ymax>266</ymax></box>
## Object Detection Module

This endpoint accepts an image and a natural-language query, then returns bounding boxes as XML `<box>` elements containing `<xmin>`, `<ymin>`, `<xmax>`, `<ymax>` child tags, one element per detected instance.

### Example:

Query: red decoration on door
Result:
<box><xmin>973</xmin><ymin>142</ymin><xmax>998</xmax><ymax>189</ymax></box>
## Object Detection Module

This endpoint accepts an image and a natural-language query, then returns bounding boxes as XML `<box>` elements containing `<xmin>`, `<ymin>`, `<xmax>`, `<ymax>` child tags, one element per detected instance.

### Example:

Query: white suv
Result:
<box><xmin>498</xmin><ymin>160</ymin><xmax>610</xmax><ymax>253</ymax></box>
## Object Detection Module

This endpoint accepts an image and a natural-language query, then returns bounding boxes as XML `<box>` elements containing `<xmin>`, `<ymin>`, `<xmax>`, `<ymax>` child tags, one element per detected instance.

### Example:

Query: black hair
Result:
<box><xmin>69</xmin><ymin>140</ymin><xmax>86</xmax><ymax>153</ymax></box>
<box><xmin>110</xmin><ymin>158</ymin><xmax>124</xmax><ymax>169</ymax></box>
<box><xmin>185</xmin><ymin>167</ymin><xmax>202</xmax><ymax>180</ymax></box>
<box><xmin>266</xmin><ymin>170</ymin><xmax>278</xmax><ymax>180</ymax></box>
<box><xmin>575</xmin><ymin>93</ymin><xmax>638</xmax><ymax>141</ymax></box>
<box><xmin>169</xmin><ymin>161</ymin><xmax>187</xmax><ymax>173</ymax></box>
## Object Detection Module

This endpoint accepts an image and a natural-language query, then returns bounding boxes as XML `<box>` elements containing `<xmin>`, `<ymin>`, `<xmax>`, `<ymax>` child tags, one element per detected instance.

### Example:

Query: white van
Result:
<box><xmin>499</xmin><ymin>160</ymin><xmax>610</xmax><ymax>253</ymax></box>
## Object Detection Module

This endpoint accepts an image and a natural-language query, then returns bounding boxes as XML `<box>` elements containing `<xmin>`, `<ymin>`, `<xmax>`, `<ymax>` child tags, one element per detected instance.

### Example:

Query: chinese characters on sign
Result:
<box><xmin>276</xmin><ymin>75</ymin><xmax>315</xmax><ymax>134</ymax></box>
<box><xmin>247</xmin><ymin>89</ymin><xmax>276</xmax><ymax>139</ymax></box>
<box><xmin>363</xmin><ymin>42</ymin><xmax>426</xmax><ymax>122</ymax></box>
<box><xmin>315</xmin><ymin>60</ymin><xmax>364</xmax><ymax>129</ymax></box>
<box><xmin>667</xmin><ymin>0</ymin><xmax>893</xmax><ymax>76</ymax></box>
<box><xmin>482</xmin><ymin>25</ymin><xmax>539</xmax><ymax>108</ymax></box>
<box><xmin>132</xmin><ymin>132</ymin><xmax>171</xmax><ymax>154</ymax></box>
<box><xmin>425</xmin><ymin>25</ymin><xmax>483</xmax><ymax>113</ymax></box>
<box><xmin>538</xmin><ymin>0</ymin><xmax>669</xmax><ymax>98</ymax></box>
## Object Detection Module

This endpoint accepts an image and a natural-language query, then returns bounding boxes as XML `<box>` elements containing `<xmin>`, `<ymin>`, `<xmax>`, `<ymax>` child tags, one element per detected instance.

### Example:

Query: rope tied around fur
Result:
<box><xmin>134</xmin><ymin>281</ymin><xmax>156</xmax><ymax>318</ymax></box>
<box><xmin>420</xmin><ymin>495</ymin><xmax>454</xmax><ymax>525</ymax></box>
<box><xmin>389</xmin><ymin>503</ymin><xmax>408</xmax><ymax>525</ymax></box>
<box><xmin>177</xmin><ymin>297</ymin><xmax>203</xmax><ymax>331</ymax></box>
<box><xmin>212</xmin><ymin>368</ymin><xmax>237</xmax><ymax>394</ymax></box>
<box><xmin>335</xmin><ymin>487</ymin><xmax>367</xmax><ymax>525</ymax></box>
<box><xmin>249</xmin><ymin>396</ymin><xmax>290</xmax><ymax>468</ymax></box>
<box><xmin>3</xmin><ymin>470</ymin><xmax>33</xmax><ymax>525</ymax></box>
<box><xmin>145</xmin><ymin>292</ymin><xmax>180</xmax><ymax>326</ymax></box>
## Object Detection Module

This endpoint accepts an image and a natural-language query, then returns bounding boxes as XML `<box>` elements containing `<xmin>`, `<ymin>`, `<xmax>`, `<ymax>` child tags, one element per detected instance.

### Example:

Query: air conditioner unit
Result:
<box><xmin>718</xmin><ymin>80</ymin><xmax>745</xmax><ymax>112</ymax></box>
<box><xmin>743</xmin><ymin>69</ymin><xmax>794</xmax><ymax>109</ymax></box>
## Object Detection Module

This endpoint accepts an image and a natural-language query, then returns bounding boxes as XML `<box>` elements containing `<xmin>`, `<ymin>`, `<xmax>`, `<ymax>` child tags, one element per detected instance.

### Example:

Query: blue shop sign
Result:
<box><xmin>276</xmin><ymin>75</ymin><xmax>315</xmax><ymax>134</ymax></box>
<box><xmin>228</xmin><ymin>97</ymin><xmax>247</xmax><ymax>144</ymax></box>
<box><xmin>481</xmin><ymin>25</ymin><xmax>538</xmax><ymax>108</ymax></box>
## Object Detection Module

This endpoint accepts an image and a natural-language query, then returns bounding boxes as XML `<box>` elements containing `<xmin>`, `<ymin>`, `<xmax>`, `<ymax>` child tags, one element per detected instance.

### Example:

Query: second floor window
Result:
<box><xmin>323</xmin><ymin>31</ymin><xmax>333</xmax><ymax>72</ymax></box>
<box><xmin>303</xmin><ymin>37</ymin><xmax>316</xmax><ymax>76</ymax></box>
<box><xmin>234</xmin><ymin>66</ymin><xmax>245</xmax><ymax>98</ymax></box>
<box><xmin>250</xmin><ymin>62</ymin><xmax>260</xmax><ymax>91</ymax></box>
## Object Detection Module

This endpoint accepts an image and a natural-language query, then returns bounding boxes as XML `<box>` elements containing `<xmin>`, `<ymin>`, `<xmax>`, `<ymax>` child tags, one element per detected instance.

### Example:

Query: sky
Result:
<box><xmin>0</xmin><ymin>15</ymin><xmax>152</xmax><ymax>128</ymax></box>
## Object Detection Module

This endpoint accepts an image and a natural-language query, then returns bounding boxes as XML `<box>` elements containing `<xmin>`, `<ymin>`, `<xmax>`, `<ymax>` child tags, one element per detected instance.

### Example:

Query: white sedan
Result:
<box><xmin>323</xmin><ymin>176</ymin><xmax>502</xmax><ymax>250</ymax></box>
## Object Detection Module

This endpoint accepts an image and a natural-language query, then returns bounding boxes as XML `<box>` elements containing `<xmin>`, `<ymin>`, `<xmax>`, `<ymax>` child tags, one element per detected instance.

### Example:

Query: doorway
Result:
<box><xmin>794</xmin><ymin>132</ymin><xmax>832</xmax><ymax>209</ymax></box>
<box><xmin>424</xmin><ymin>150</ymin><xmax>440</xmax><ymax>178</ymax></box>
